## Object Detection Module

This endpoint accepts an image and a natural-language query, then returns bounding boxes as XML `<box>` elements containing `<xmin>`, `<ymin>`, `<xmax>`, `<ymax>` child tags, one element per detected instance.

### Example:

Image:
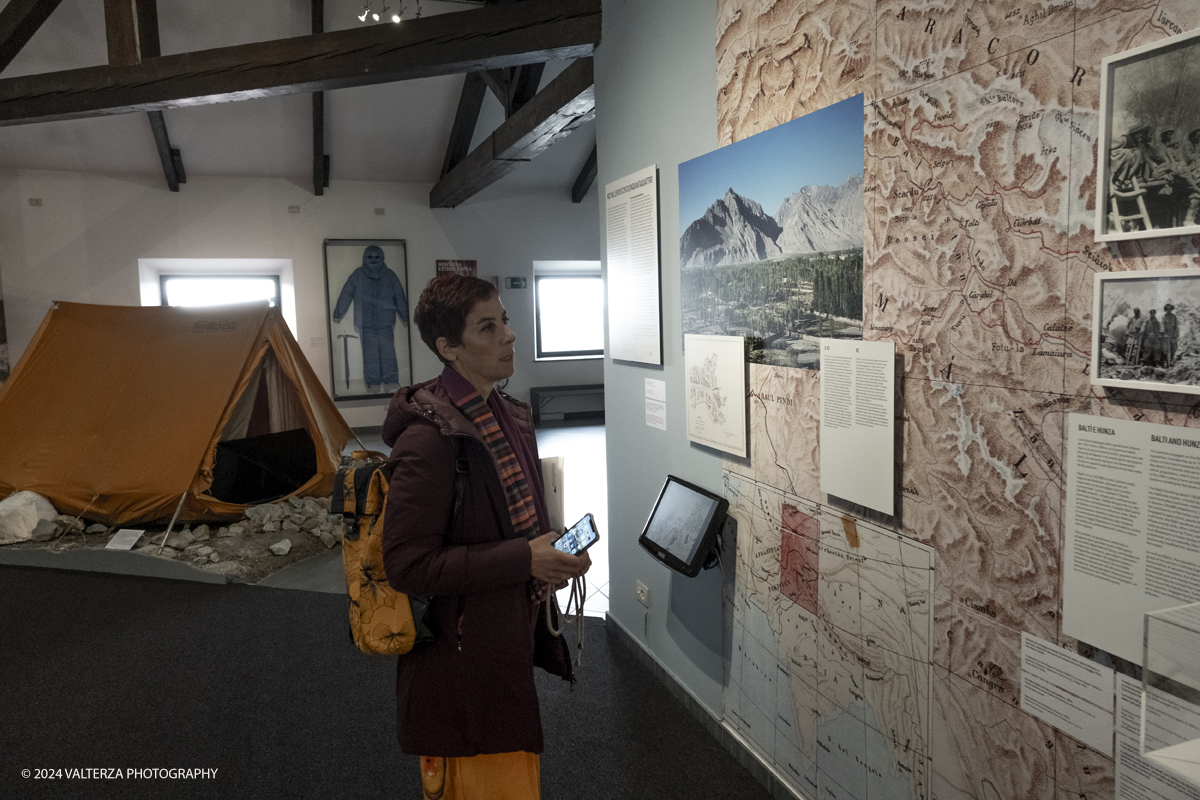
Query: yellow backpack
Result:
<box><xmin>334</xmin><ymin>446</ymin><xmax>467</xmax><ymax>655</ymax></box>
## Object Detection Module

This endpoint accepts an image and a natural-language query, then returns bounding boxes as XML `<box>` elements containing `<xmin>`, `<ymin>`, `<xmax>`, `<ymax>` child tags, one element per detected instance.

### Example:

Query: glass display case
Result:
<box><xmin>1142</xmin><ymin>602</ymin><xmax>1200</xmax><ymax>788</ymax></box>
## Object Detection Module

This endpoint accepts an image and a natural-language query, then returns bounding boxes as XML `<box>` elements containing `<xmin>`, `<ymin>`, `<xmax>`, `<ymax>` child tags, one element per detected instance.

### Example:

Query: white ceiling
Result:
<box><xmin>0</xmin><ymin>0</ymin><xmax>597</xmax><ymax>198</ymax></box>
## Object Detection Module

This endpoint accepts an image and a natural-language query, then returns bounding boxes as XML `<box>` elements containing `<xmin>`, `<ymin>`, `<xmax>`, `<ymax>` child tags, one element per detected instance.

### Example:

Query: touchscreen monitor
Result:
<box><xmin>637</xmin><ymin>475</ymin><xmax>729</xmax><ymax>577</ymax></box>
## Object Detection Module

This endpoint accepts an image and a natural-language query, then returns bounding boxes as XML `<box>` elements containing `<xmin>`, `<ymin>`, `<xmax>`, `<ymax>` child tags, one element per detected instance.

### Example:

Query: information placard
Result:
<box><xmin>1063</xmin><ymin>413</ymin><xmax>1200</xmax><ymax>664</ymax></box>
<box><xmin>819</xmin><ymin>338</ymin><xmax>895</xmax><ymax>515</ymax></box>
<box><xmin>605</xmin><ymin>166</ymin><xmax>662</xmax><ymax>365</ymax></box>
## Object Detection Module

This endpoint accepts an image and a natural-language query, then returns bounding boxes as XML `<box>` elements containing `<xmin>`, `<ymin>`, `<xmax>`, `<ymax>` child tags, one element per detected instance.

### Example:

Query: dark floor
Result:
<box><xmin>0</xmin><ymin>564</ymin><xmax>773</xmax><ymax>800</ymax></box>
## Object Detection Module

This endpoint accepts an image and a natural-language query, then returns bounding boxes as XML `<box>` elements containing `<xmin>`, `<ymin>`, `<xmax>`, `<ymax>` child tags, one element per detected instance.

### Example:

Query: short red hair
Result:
<box><xmin>414</xmin><ymin>275</ymin><xmax>499</xmax><ymax>365</ymax></box>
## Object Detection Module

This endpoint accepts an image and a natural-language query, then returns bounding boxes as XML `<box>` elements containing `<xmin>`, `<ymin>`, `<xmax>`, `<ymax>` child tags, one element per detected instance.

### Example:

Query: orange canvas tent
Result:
<box><xmin>0</xmin><ymin>302</ymin><xmax>354</xmax><ymax>525</ymax></box>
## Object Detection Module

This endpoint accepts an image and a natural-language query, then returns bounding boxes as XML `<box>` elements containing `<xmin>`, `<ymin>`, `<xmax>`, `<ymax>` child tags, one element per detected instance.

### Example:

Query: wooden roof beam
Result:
<box><xmin>0</xmin><ymin>0</ymin><xmax>600</xmax><ymax>127</ymax></box>
<box><xmin>571</xmin><ymin>143</ymin><xmax>596</xmax><ymax>203</ymax></box>
<box><xmin>0</xmin><ymin>0</ymin><xmax>64</xmax><ymax>74</ymax></box>
<box><xmin>431</xmin><ymin>57</ymin><xmax>593</xmax><ymax>209</ymax></box>
<box><xmin>441</xmin><ymin>72</ymin><xmax>487</xmax><ymax>176</ymax></box>
<box><xmin>312</xmin><ymin>0</ymin><xmax>327</xmax><ymax>196</ymax></box>
<box><xmin>147</xmin><ymin>109</ymin><xmax>184</xmax><ymax>192</ymax></box>
<box><xmin>104</xmin><ymin>0</ymin><xmax>140</xmax><ymax>66</ymax></box>
<box><xmin>481</xmin><ymin>62</ymin><xmax>544</xmax><ymax>118</ymax></box>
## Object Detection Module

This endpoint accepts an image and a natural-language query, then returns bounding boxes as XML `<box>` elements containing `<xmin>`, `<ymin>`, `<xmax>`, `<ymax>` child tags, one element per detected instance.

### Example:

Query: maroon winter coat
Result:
<box><xmin>381</xmin><ymin>376</ymin><xmax>572</xmax><ymax>757</ymax></box>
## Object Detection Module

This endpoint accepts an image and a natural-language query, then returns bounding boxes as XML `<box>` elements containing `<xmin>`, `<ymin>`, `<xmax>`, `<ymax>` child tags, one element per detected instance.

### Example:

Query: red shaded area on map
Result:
<box><xmin>780</xmin><ymin>503</ymin><xmax>819</xmax><ymax>615</ymax></box>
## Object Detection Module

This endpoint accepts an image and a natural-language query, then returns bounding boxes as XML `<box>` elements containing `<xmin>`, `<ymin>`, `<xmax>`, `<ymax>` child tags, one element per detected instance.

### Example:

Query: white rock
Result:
<box><xmin>262</xmin><ymin>520</ymin><xmax>281</xmax><ymax>533</ymax></box>
<box><xmin>31</xmin><ymin>519</ymin><xmax>61</xmax><ymax>542</ymax></box>
<box><xmin>85</xmin><ymin>523</ymin><xmax>108</xmax><ymax>534</ymax></box>
<box><xmin>0</xmin><ymin>491</ymin><xmax>58</xmax><ymax>546</ymax></box>
<box><xmin>149</xmin><ymin>529</ymin><xmax>195</xmax><ymax>549</ymax></box>
<box><xmin>269</xmin><ymin>539</ymin><xmax>292</xmax><ymax>556</ymax></box>
<box><xmin>318</xmin><ymin>530</ymin><xmax>336</xmax><ymax>549</ymax></box>
<box><xmin>195</xmin><ymin>546</ymin><xmax>214</xmax><ymax>557</ymax></box>
<box><xmin>216</xmin><ymin>526</ymin><xmax>233</xmax><ymax>538</ymax></box>
<box><xmin>208</xmin><ymin>552</ymin><xmax>220</xmax><ymax>563</ymax></box>
<box><xmin>192</xmin><ymin>524</ymin><xmax>211</xmax><ymax>542</ymax></box>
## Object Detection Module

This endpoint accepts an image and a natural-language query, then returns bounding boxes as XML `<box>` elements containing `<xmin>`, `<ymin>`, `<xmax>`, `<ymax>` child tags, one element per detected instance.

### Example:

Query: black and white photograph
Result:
<box><xmin>1092</xmin><ymin>268</ymin><xmax>1200</xmax><ymax>395</ymax></box>
<box><xmin>322</xmin><ymin>239</ymin><xmax>411</xmax><ymax>401</ymax></box>
<box><xmin>678</xmin><ymin>93</ymin><xmax>864</xmax><ymax>370</ymax></box>
<box><xmin>1096</xmin><ymin>28</ymin><xmax>1200</xmax><ymax>242</ymax></box>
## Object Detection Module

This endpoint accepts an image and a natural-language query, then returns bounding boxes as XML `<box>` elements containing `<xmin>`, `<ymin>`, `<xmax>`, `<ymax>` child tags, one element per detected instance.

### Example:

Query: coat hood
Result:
<box><xmin>363</xmin><ymin>261</ymin><xmax>390</xmax><ymax>280</ymax></box>
<box><xmin>381</xmin><ymin>377</ymin><xmax>534</xmax><ymax>451</ymax></box>
<box><xmin>381</xmin><ymin>377</ymin><xmax>478</xmax><ymax>449</ymax></box>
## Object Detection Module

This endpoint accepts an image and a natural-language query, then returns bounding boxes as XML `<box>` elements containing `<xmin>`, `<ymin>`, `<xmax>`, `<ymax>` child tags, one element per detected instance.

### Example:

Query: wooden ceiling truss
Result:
<box><xmin>571</xmin><ymin>144</ymin><xmax>597</xmax><ymax>203</ymax></box>
<box><xmin>100</xmin><ymin>0</ymin><xmax>186</xmax><ymax>191</ymax></box>
<box><xmin>311</xmin><ymin>0</ymin><xmax>329</xmax><ymax>196</ymax></box>
<box><xmin>430</xmin><ymin>57</ymin><xmax>593</xmax><ymax>208</ymax></box>
<box><xmin>0</xmin><ymin>0</ymin><xmax>599</xmax><ymax>204</ymax></box>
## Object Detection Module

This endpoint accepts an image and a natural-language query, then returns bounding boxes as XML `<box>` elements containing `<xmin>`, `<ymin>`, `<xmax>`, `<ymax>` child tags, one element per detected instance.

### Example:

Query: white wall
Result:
<box><xmin>594</xmin><ymin>0</ymin><xmax>726</xmax><ymax>712</ymax></box>
<box><xmin>0</xmin><ymin>168</ymin><xmax>601</xmax><ymax>426</ymax></box>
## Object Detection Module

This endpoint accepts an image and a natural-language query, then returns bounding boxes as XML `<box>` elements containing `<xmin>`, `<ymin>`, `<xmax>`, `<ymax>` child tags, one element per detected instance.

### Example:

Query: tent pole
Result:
<box><xmin>352</xmin><ymin>432</ymin><xmax>369</xmax><ymax>455</ymax></box>
<box><xmin>156</xmin><ymin>492</ymin><xmax>188</xmax><ymax>555</ymax></box>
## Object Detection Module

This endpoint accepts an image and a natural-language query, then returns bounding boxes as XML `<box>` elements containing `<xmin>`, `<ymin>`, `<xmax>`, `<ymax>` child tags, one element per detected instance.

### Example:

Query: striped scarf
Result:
<box><xmin>453</xmin><ymin>390</ymin><xmax>540</xmax><ymax>540</ymax></box>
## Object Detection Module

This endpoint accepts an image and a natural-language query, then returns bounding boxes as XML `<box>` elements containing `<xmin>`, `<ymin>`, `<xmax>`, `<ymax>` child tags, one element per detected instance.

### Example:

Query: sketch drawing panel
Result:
<box><xmin>1096</xmin><ymin>28</ymin><xmax>1200</xmax><ymax>242</ymax></box>
<box><xmin>1092</xmin><ymin>268</ymin><xmax>1200</xmax><ymax>395</ymax></box>
<box><xmin>684</xmin><ymin>334</ymin><xmax>748</xmax><ymax>457</ymax></box>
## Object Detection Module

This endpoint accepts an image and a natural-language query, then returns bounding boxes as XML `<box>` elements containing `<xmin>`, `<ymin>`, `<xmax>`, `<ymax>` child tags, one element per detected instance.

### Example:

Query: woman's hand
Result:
<box><xmin>528</xmin><ymin>532</ymin><xmax>590</xmax><ymax>585</ymax></box>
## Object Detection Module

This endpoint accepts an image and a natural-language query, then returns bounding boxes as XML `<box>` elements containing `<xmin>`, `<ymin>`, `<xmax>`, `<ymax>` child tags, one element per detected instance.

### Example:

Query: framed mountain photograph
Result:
<box><xmin>678</xmin><ymin>93</ymin><xmax>865</xmax><ymax>370</ymax></box>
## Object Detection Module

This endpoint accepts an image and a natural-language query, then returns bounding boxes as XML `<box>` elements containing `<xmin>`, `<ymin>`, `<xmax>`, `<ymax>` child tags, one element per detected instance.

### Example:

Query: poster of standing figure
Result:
<box><xmin>678</xmin><ymin>93</ymin><xmax>864</xmax><ymax>370</ymax></box>
<box><xmin>323</xmin><ymin>239</ymin><xmax>411</xmax><ymax>401</ymax></box>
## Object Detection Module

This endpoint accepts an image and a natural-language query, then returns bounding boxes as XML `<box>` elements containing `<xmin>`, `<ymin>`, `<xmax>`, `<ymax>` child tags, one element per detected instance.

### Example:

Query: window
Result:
<box><xmin>534</xmin><ymin>275</ymin><xmax>604</xmax><ymax>360</ymax></box>
<box><xmin>139</xmin><ymin>259</ymin><xmax>297</xmax><ymax>336</ymax></box>
<box><xmin>160</xmin><ymin>275</ymin><xmax>281</xmax><ymax>309</ymax></box>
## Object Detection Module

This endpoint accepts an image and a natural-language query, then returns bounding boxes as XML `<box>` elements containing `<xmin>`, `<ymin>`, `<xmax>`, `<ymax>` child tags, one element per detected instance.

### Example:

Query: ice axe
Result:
<box><xmin>337</xmin><ymin>333</ymin><xmax>358</xmax><ymax>390</ymax></box>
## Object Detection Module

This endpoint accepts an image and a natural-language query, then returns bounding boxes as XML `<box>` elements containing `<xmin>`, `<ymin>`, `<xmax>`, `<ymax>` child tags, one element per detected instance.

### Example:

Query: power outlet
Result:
<box><xmin>635</xmin><ymin>580</ymin><xmax>651</xmax><ymax>608</ymax></box>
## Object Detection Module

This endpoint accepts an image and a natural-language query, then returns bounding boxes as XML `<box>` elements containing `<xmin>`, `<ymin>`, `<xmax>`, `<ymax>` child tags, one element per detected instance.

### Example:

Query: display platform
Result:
<box><xmin>0</xmin><ymin>545</ymin><xmax>231</xmax><ymax>584</ymax></box>
<box><xmin>1143</xmin><ymin>602</ymin><xmax>1200</xmax><ymax>789</ymax></box>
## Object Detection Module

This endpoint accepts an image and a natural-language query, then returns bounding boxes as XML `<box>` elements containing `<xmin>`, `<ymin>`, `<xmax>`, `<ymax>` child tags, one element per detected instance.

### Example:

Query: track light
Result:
<box><xmin>392</xmin><ymin>10</ymin><xmax>402</xmax><ymax>22</ymax></box>
<box><xmin>357</xmin><ymin>4</ymin><xmax>370</xmax><ymax>21</ymax></box>
<box><xmin>372</xmin><ymin>9</ymin><xmax>380</xmax><ymax>20</ymax></box>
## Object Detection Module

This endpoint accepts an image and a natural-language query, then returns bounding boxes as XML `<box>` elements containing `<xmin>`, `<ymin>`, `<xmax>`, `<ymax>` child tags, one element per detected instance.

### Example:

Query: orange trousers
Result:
<box><xmin>420</xmin><ymin>752</ymin><xmax>540</xmax><ymax>800</ymax></box>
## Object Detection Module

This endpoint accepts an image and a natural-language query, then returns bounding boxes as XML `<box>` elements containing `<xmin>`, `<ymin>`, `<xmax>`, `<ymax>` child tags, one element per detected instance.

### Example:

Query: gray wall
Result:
<box><xmin>595</xmin><ymin>0</ymin><xmax>727</xmax><ymax>713</ymax></box>
<box><xmin>0</xmin><ymin>169</ymin><xmax>601</xmax><ymax>424</ymax></box>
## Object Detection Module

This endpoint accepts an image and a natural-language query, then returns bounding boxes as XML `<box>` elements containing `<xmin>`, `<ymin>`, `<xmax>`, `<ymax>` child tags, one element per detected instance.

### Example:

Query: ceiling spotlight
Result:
<box><xmin>372</xmin><ymin>10</ymin><xmax>380</xmax><ymax>20</ymax></box>
<box><xmin>357</xmin><ymin>4</ymin><xmax>370</xmax><ymax>21</ymax></box>
<box><xmin>392</xmin><ymin>11</ymin><xmax>402</xmax><ymax>23</ymax></box>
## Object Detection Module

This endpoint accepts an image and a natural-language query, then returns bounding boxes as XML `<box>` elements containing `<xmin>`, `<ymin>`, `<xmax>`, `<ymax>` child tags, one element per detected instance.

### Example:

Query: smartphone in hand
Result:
<box><xmin>553</xmin><ymin>513</ymin><xmax>600</xmax><ymax>556</ymax></box>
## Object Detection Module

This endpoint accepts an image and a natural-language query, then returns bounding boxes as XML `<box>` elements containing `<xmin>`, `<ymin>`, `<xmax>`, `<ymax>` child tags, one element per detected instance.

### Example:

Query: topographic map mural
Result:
<box><xmin>715</xmin><ymin>2</ymin><xmax>1200</xmax><ymax>800</ymax></box>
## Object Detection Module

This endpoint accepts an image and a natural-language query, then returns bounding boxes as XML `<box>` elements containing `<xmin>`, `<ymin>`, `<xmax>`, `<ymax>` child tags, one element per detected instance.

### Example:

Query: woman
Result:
<box><xmin>381</xmin><ymin>274</ymin><xmax>590</xmax><ymax>800</ymax></box>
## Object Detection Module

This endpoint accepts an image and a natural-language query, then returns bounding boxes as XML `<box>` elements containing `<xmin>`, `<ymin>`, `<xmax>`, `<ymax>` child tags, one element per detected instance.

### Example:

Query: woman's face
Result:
<box><xmin>440</xmin><ymin>295</ymin><xmax>516</xmax><ymax>394</ymax></box>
